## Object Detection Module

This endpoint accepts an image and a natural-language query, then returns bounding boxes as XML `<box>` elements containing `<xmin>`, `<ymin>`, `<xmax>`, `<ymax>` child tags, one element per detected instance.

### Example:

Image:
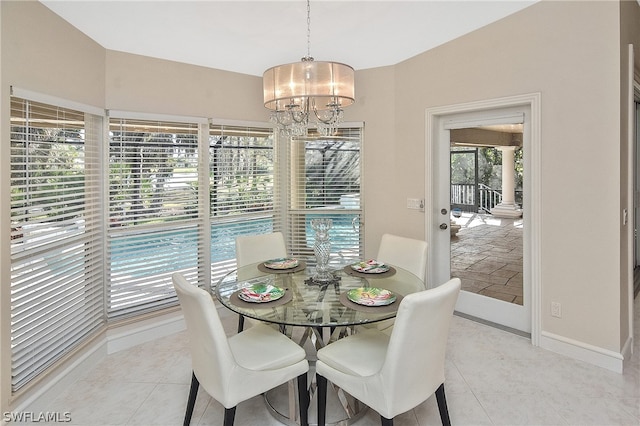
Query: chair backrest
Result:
<box><xmin>235</xmin><ymin>232</ymin><xmax>287</xmax><ymax>267</ymax></box>
<box><xmin>172</xmin><ymin>273</ymin><xmax>236</xmax><ymax>402</ymax></box>
<box><xmin>381</xmin><ymin>278</ymin><xmax>460</xmax><ymax>416</ymax></box>
<box><xmin>376</xmin><ymin>233</ymin><xmax>428</xmax><ymax>282</ymax></box>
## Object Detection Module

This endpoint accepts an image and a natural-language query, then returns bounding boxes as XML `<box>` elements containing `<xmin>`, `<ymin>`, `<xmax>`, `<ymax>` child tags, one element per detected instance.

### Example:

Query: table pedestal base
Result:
<box><xmin>264</xmin><ymin>379</ymin><xmax>367</xmax><ymax>426</ymax></box>
<box><xmin>264</xmin><ymin>320</ymin><xmax>369</xmax><ymax>424</ymax></box>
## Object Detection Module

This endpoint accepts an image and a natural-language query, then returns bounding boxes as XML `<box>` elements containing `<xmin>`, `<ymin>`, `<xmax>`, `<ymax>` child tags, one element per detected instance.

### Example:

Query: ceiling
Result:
<box><xmin>40</xmin><ymin>0</ymin><xmax>538</xmax><ymax>77</ymax></box>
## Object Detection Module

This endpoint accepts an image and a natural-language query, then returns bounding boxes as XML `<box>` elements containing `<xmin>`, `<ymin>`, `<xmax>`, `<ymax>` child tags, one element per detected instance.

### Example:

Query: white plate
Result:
<box><xmin>346</xmin><ymin>287</ymin><xmax>396</xmax><ymax>306</ymax></box>
<box><xmin>263</xmin><ymin>258</ymin><xmax>299</xmax><ymax>270</ymax></box>
<box><xmin>350</xmin><ymin>260</ymin><xmax>390</xmax><ymax>274</ymax></box>
<box><xmin>238</xmin><ymin>284</ymin><xmax>286</xmax><ymax>303</ymax></box>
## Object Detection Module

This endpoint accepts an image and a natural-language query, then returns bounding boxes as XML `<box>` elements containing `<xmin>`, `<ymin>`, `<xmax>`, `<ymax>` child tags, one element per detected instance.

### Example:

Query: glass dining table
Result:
<box><xmin>215</xmin><ymin>258</ymin><xmax>424</xmax><ymax>425</ymax></box>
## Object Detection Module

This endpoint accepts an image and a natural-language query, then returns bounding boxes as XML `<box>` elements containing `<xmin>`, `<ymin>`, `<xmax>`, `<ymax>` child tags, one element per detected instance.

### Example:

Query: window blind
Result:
<box><xmin>209</xmin><ymin>124</ymin><xmax>277</xmax><ymax>283</ymax></box>
<box><xmin>287</xmin><ymin>127</ymin><xmax>364</xmax><ymax>266</ymax></box>
<box><xmin>10</xmin><ymin>97</ymin><xmax>105</xmax><ymax>392</ymax></box>
<box><xmin>107</xmin><ymin>117</ymin><xmax>204</xmax><ymax>318</ymax></box>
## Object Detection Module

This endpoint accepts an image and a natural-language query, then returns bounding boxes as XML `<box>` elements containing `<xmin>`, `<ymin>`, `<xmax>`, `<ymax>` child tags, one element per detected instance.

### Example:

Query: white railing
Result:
<box><xmin>451</xmin><ymin>183</ymin><xmax>503</xmax><ymax>213</ymax></box>
<box><xmin>478</xmin><ymin>184</ymin><xmax>502</xmax><ymax>213</ymax></box>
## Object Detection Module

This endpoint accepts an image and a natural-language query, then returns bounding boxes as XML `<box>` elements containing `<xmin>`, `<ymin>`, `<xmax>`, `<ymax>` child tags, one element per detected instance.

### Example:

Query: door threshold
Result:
<box><xmin>454</xmin><ymin>311</ymin><xmax>531</xmax><ymax>339</ymax></box>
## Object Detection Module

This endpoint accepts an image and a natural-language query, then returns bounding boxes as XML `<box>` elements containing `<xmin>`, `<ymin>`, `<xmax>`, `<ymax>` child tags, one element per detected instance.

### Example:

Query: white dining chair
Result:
<box><xmin>236</xmin><ymin>231</ymin><xmax>287</xmax><ymax>267</ymax></box>
<box><xmin>172</xmin><ymin>273</ymin><xmax>309</xmax><ymax>426</ymax></box>
<box><xmin>359</xmin><ymin>233</ymin><xmax>429</xmax><ymax>334</ymax></box>
<box><xmin>234</xmin><ymin>231</ymin><xmax>288</xmax><ymax>331</ymax></box>
<box><xmin>376</xmin><ymin>233</ymin><xmax>428</xmax><ymax>283</ymax></box>
<box><xmin>315</xmin><ymin>278</ymin><xmax>461</xmax><ymax>426</ymax></box>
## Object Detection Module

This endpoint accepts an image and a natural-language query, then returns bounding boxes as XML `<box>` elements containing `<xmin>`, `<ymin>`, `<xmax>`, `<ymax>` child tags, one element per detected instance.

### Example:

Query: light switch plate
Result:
<box><xmin>407</xmin><ymin>198</ymin><xmax>424</xmax><ymax>210</ymax></box>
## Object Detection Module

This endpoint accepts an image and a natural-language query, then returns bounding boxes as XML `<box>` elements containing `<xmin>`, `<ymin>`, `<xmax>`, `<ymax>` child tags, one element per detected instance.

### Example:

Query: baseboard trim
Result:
<box><xmin>540</xmin><ymin>331</ymin><xmax>624</xmax><ymax>373</ymax></box>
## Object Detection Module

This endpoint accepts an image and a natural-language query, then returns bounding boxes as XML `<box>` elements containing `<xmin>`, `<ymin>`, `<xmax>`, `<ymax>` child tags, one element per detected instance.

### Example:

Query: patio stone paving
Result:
<box><xmin>451</xmin><ymin>212</ymin><xmax>524</xmax><ymax>305</ymax></box>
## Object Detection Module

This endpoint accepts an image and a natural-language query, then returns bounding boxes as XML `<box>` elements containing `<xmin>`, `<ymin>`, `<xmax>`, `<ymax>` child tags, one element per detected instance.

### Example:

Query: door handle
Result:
<box><xmin>439</xmin><ymin>223</ymin><xmax>448</xmax><ymax>230</ymax></box>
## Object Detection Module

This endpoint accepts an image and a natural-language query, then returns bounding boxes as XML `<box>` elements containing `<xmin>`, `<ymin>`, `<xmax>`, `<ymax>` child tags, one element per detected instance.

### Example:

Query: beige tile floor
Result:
<box><xmin>15</xmin><ymin>296</ymin><xmax>640</xmax><ymax>426</ymax></box>
<box><xmin>451</xmin><ymin>213</ymin><xmax>524</xmax><ymax>305</ymax></box>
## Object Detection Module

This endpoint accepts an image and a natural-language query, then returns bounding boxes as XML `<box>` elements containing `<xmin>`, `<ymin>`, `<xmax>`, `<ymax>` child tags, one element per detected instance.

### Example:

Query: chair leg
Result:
<box><xmin>223</xmin><ymin>407</ymin><xmax>236</xmax><ymax>426</ymax></box>
<box><xmin>297</xmin><ymin>373</ymin><xmax>309</xmax><ymax>426</ymax></box>
<box><xmin>435</xmin><ymin>383</ymin><xmax>451</xmax><ymax>426</ymax></box>
<box><xmin>381</xmin><ymin>416</ymin><xmax>394</xmax><ymax>426</ymax></box>
<box><xmin>184</xmin><ymin>372</ymin><xmax>199</xmax><ymax>426</ymax></box>
<box><xmin>237</xmin><ymin>315</ymin><xmax>245</xmax><ymax>333</ymax></box>
<box><xmin>317</xmin><ymin>374</ymin><xmax>328</xmax><ymax>426</ymax></box>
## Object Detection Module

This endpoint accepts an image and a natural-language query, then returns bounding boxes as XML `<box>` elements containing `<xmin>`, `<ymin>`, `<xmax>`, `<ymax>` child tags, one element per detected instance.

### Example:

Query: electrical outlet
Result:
<box><xmin>551</xmin><ymin>301</ymin><xmax>561</xmax><ymax>318</ymax></box>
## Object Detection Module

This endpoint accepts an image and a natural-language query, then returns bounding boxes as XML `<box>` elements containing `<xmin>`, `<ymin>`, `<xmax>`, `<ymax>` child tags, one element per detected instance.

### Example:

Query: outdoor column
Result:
<box><xmin>491</xmin><ymin>146</ymin><xmax>523</xmax><ymax>218</ymax></box>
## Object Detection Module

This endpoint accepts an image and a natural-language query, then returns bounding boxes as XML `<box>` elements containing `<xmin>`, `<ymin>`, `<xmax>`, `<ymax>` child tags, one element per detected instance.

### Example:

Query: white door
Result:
<box><xmin>428</xmin><ymin>104</ymin><xmax>533</xmax><ymax>334</ymax></box>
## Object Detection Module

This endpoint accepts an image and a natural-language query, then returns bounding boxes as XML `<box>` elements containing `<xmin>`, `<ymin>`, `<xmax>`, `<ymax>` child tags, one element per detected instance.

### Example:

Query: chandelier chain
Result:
<box><xmin>306</xmin><ymin>0</ymin><xmax>311</xmax><ymax>59</ymax></box>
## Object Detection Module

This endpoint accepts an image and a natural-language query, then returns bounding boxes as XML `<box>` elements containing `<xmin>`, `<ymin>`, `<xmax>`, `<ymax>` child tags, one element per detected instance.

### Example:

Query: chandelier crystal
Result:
<box><xmin>263</xmin><ymin>0</ymin><xmax>355</xmax><ymax>137</ymax></box>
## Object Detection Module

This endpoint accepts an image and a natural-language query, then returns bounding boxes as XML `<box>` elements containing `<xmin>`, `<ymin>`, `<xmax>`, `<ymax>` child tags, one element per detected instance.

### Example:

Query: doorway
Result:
<box><xmin>450</xmin><ymin>140</ymin><xmax>524</xmax><ymax>306</ymax></box>
<box><xmin>425</xmin><ymin>94</ymin><xmax>541</xmax><ymax>339</ymax></box>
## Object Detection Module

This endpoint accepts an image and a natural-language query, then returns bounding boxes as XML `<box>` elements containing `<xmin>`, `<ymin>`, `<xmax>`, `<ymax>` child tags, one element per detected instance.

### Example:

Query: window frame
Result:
<box><xmin>286</xmin><ymin>125</ymin><xmax>365</xmax><ymax>266</ymax></box>
<box><xmin>208</xmin><ymin>122</ymin><xmax>280</xmax><ymax>284</ymax></box>
<box><xmin>106</xmin><ymin>112</ymin><xmax>208</xmax><ymax>319</ymax></box>
<box><xmin>9</xmin><ymin>91</ymin><xmax>106</xmax><ymax>393</ymax></box>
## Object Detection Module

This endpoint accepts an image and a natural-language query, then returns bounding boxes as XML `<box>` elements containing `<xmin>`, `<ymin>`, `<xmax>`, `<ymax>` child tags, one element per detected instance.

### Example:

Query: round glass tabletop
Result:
<box><xmin>215</xmin><ymin>260</ymin><xmax>424</xmax><ymax>328</ymax></box>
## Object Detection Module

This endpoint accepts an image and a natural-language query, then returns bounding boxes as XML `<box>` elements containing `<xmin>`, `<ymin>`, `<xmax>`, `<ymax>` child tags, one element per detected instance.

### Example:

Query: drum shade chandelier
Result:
<box><xmin>263</xmin><ymin>0</ymin><xmax>355</xmax><ymax>136</ymax></box>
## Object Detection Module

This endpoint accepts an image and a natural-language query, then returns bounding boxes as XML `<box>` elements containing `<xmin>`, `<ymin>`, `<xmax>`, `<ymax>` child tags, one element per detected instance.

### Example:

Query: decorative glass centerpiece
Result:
<box><xmin>311</xmin><ymin>218</ymin><xmax>333</xmax><ymax>282</ymax></box>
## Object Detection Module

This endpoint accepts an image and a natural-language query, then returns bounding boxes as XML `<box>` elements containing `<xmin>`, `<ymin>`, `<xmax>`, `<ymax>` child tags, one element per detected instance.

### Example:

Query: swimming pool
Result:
<box><xmin>109</xmin><ymin>213</ymin><xmax>361</xmax><ymax>277</ymax></box>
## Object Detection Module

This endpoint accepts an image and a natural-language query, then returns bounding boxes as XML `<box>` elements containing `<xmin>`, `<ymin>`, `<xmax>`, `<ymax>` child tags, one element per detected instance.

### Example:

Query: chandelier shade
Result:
<box><xmin>263</xmin><ymin>60</ymin><xmax>355</xmax><ymax>111</ymax></box>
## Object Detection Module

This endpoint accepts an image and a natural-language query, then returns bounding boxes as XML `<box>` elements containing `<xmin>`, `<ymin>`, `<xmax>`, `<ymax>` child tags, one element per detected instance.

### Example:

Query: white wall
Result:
<box><xmin>105</xmin><ymin>50</ymin><xmax>265</xmax><ymax>120</ymax></box>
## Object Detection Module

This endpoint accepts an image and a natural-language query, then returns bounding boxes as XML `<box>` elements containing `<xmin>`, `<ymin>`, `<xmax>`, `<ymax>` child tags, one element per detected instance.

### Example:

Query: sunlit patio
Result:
<box><xmin>450</xmin><ymin>212</ymin><xmax>523</xmax><ymax>305</ymax></box>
